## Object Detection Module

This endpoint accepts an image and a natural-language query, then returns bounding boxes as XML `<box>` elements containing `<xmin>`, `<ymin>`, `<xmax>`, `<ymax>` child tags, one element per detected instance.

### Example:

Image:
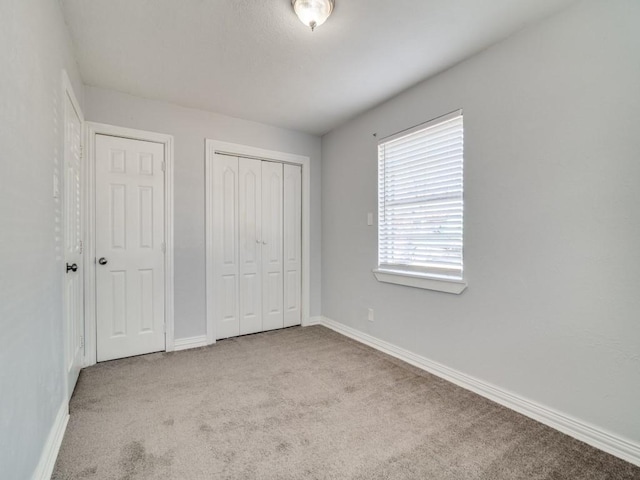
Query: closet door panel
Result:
<box><xmin>239</xmin><ymin>158</ymin><xmax>263</xmax><ymax>335</ymax></box>
<box><xmin>283</xmin><ymin>164</ymin><xmax>302</xmax><ymax>327</ymax></box>
<box><xmin>213</xmin><ymin>154</ymin><xmax>240</xmax><ymax>340</ymax></box>
<box><xmin>261</xmin><ymin>161</ymin><xmax>284</xmax><ymax>331</ymax></box>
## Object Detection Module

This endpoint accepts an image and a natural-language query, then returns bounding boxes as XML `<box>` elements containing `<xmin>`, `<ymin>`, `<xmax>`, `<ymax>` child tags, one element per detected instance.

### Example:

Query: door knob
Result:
<box><xmin>66</xmin><ymin>263</ymin><xmax>78</xmax><ymax>273</ymax></box>
<box><xmin>98</xmin><ymin>257</ymin><xmax>108</xmax><ymax>265</ymax></box>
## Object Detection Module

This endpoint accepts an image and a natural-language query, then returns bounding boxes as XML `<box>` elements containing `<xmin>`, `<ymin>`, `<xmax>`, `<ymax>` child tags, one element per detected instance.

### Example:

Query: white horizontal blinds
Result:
<box><xmin>378</xmin><ymin>111</ymin><xmax>464</xmax><ymax>279</ymax></box>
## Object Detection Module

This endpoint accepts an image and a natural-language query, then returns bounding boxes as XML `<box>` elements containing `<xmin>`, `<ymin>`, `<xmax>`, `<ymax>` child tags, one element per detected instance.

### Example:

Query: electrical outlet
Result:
<box><xmin>368</xmin><ymin>308</ymin><xmax>374</xmax><ymax>322</ymax></box>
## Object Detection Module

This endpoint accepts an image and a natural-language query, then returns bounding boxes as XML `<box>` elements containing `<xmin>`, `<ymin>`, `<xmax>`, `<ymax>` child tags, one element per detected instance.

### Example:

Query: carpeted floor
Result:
<box><xmin>53</xmin><ymin>325</ymin><xmax>640</xmax><ymax>479</ymax></box>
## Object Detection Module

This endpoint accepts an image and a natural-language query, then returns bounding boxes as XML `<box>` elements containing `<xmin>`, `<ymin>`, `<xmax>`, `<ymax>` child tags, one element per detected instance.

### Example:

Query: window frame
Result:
<box><xmin>373</xmin><ymin>110</ymin><xmax>467</xmax><ymax>294</ymax></box>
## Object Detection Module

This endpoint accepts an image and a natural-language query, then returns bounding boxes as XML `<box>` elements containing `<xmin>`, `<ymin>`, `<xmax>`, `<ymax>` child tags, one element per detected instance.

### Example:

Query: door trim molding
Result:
<box><xmin>84</xmin><ymin>122</ymin><xmax>175</xmax><ymax>366</ymax></box>
<box><xmin>204</xmin><ymin>139</ymin><xmax>311</xmax><ymax>345</ymax></box>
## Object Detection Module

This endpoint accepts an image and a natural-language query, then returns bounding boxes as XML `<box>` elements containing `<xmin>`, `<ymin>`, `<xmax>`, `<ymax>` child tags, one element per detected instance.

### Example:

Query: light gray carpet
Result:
<box><xmin>53</xmin><ymin>326</ymin><xmax>640</xmax><ymax>479</ymax></box>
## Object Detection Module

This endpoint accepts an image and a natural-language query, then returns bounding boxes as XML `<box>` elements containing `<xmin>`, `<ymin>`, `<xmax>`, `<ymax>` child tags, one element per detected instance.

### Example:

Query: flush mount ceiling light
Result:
<box><xmin>291</xmin><ymin>0</ymin><xmax>335</xmax><ymax>32</ymax></box>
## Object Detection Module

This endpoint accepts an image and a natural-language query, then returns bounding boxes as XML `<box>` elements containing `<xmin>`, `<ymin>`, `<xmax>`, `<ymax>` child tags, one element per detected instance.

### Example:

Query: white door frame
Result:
<box><xmin>205</xmin><ymin>139</ymin><xmax>311</xmax><ymax>344</ymax></box>
<box><xmin>61</xmin><ymin>70</ymin><xmax>84</xmax><ymax>402</ymax></box>
<box><xmin>84</xmin><ymin>122</ymin><xmax>175</xmax><ymax>366</ymax></box>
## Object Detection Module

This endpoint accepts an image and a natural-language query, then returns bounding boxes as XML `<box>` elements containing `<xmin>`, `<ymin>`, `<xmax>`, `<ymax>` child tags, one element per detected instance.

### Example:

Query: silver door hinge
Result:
<box><xmin>161</xmin><ymin>242</ymin><xmax>166</xmax><ymax>254</ymax></box>
<box><xmin>161</xmin><ymin>161</ymin><xmax>166</xmax><ymax>172</ymax></box>
<box><xmin>80</xmin><ymin>335</ymin><xmax>84</xmax><ymax>348</ymax></box>
<box><xmin>79</xmin><ymin>145</ymin><xmax>84</xmax><ymax>159</ymax></box>
<box><xmin>79</xmin><ymin>240</ymin><xmax>83</xmax><ymax>254</ymax></box>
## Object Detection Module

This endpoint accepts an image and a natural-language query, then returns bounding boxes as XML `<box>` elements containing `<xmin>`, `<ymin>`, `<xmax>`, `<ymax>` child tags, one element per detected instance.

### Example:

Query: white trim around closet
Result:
<box><xmin>205</xmin><ymin>140</ymin><xmax>311</xmax><ymax>345</ymax></box>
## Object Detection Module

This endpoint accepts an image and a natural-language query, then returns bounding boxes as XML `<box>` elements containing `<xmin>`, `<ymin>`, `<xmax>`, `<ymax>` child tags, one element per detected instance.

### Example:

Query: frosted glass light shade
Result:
<box><xmin>292</xmin><ymin>0</ymin><xmax>335</xmax><ymax>31</ymax></box>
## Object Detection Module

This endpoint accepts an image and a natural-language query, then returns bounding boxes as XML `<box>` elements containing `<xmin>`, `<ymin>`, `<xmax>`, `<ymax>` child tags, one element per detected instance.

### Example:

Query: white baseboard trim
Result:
<box><xmin>32</xmin><ymin>401</ymin><xmax>69</xmax><ymax>480</ymax></box>
<box><xmin>303</xmin><ymin>316</ymin><xmax>323</xmax><ymax>327</ymax></box>
<box><xmin>173</xmin><ymin>335</ymin><xmax>209</xmax><ymax>352</ymax></box>
<box><xmin>319</xmin><ymin>316</ymin><xmax>640</xmax><ymax>467</ymax></box>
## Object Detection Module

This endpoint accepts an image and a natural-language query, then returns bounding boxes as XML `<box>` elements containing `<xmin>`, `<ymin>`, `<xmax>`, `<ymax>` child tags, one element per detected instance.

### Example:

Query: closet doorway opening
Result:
<box><xmin>205</xmin><ymin>140</ymin><xmax>310</xmax><ymax>343</ymax></box>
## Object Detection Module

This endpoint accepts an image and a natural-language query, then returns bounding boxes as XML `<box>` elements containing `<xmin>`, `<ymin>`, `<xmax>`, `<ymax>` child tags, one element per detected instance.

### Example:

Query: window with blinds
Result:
<box><xmin>377</xmin><ymin>110</ymin><xmax>464</xmax><ymax>280</ymax></box>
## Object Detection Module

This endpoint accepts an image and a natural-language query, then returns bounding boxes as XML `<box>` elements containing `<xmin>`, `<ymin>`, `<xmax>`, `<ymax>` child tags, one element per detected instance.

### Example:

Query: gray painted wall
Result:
<box><xmin>84</xmin><ymin>87</ymin><xmax>322</xmax><ymax>339</ymax></box>
<box><xmin>321</xmin><ymin>0</ymin><xmax>640</xmax><ymax>445</ymax></box>
<box><xmin>0</xmin><ymin>0</ymin><xmax>84</xmax><ymax>477</ymax></box>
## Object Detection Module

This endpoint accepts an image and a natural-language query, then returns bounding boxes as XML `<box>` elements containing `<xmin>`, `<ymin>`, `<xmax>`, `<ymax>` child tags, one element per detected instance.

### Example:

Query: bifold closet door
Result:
<box><xmin>212</xmin><ymin>154</ymin><xmax>240</xmax><ymax>340</ymax></box>
<box><xmin>283</xmin><ymin>164</ymin><xmax>302</xmax><ymax>327</ymax></box>
<box><xmin>211</xmin><ymin>155</ymin><xmax>299</xmax><ymax>340</ymax></box>
<box><xmin>261</xmin><ymin>161</ymin><xmax>284</xmax><ymax>331</ymax></box>
<box><xmin>239</xmin><ymin>158</ymin><xmax>263</xmax><ymax>335</ymax></box>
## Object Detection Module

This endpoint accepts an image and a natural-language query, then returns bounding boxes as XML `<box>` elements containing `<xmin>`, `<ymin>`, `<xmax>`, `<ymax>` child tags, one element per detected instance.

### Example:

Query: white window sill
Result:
<box><xmin>372</xmin><ymin>269</ymin><xmax>467</xmax><ymax>294</ymax></box>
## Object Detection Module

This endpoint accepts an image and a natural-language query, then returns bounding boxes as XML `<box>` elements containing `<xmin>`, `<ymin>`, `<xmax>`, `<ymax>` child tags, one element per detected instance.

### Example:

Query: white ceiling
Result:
<box><xmin>60</xmin><ymin>0</ymin><xmax>576</xmax><ymax>135</ymax></box>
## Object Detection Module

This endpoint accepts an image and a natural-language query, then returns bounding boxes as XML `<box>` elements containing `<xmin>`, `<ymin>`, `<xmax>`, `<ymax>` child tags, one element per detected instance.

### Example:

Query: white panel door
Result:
<box><xmin>63</xmin><ymin>89</ymin><xmax>84</xmax><ymax>397</ymax></box>
<box><xmin>261</xmin><ymin>161</ymin><xmax>284</xmax><ymax>331</ymax></box>
<box><xmin>239</xmin><ymin>158</ymin><xmax>262</xmax><ymax>335</ymax></box>
<box><xmin>283</xmin><ymin>164</ymin><xmax>302</xmax><ymax>328</ymax></box>
<box><xmin>95</xmin><ymin>135</ymin><xmax>166</xmax><ymax>362</ymax></box>
<box><xmin>213</xmin><ymin>154</ymin><xmax>240</xmax><ymax>340</ymax></box>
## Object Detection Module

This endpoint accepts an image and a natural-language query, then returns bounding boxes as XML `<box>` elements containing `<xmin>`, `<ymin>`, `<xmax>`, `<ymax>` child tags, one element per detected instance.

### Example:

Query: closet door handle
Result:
<box><xmin>262</xmin><ymin>241</ymin><xmax>268</xmax><ymax>245</ymax></box>
<box><xmin>256</xmin><ymin>239</ymin><xmax>261</xmax><ymax>244</ymax></box>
